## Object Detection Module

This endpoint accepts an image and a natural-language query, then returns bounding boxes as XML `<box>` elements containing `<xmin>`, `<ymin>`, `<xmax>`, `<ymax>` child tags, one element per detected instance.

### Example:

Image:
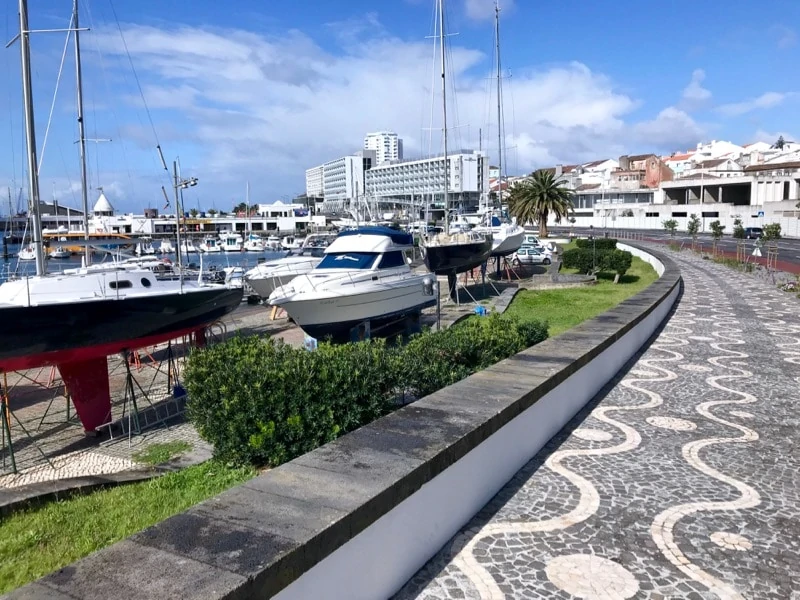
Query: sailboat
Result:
<box><xmin>419</xmin><ymin>0</ymin><xmax>492</xmax><ymax>292</ymax></box>
<box><xmin>474</xmin><ymin>1</ymin><xmax>524</xmax><ymax>259</ymax></box>
<box><xmin>242</xmin><ymin>182</ymin><xmax>265</xmax><ymax>252</ymax></box>
<box><xmin>0</xmin><ymin>0</ymin><xmax>242</xmax><ymax>434</ymax></box>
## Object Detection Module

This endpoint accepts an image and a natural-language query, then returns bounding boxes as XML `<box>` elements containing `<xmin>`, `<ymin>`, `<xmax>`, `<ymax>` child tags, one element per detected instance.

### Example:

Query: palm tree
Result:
<box><xmin>507</xmin><ymin>169</ymin><xmax>574</xmax><ymax>237</ymax></box>
<box><xmin>189</xmin><ymin>208</ymin><xmax>199</xmax><ymax>218</ymax></box>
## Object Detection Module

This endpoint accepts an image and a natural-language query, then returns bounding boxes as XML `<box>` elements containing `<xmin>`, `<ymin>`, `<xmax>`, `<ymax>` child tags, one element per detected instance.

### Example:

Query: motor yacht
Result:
<box><xmin>244</xmin><ymin>233</ymin><xmax>334</xmax><ymax>300</ymax></box>
<box><xmin>199</xmin><ymin>235</ymin><xmax>221</xmax><ymax>253</ymax></box>
<box><xmin>269</xmin><ymin>227</ymin><xmax>436</xmax><ymax>341</ymax></box>
<box><xmin>243</xmin><ymin>234</ymin><xmax>265</xmax><ymax>252</ymax></box>
<box><xmin>220</xmin><ymin>232</ymin><xmax>243</xmax><ymax>252</ymax></box>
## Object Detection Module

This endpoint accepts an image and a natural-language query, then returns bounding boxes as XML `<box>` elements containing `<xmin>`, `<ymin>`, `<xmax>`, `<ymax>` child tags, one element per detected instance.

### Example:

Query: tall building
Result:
<box><xmin>305</xmin><ymin>165</ymin><xmax>324</xmax><ymax>198</ymax></box>
<box><xmin>320</xmin><ymin>150</ymin><xmax>376</xmax><ymax>213</ymax></box>
<box><xmin>364</xmin><ymin>131</ymin><xmax>403</xmax><ymax>165</ymax></box>
<box><xmin>364</xmin><ymin>149</ymin><xmax>489</xmax><ymax>220</ymax></box>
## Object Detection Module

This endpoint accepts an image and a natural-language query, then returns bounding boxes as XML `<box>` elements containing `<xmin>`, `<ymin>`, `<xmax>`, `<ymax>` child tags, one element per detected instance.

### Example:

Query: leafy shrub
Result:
<box><xmin>762</xmin><ymin>223</ymin><xmax>782</xmax><ymax>241</ymax></box>
<box><xmin>603</xmin><ymin>249</ymin><xmax>632</xmax><ymax>278</ymax></box>
<box><xmin>561</xmin><ymin>248</ymin><xmax>598</xmax><ymax>273</ymax></box>
<box><xmin>575</xmin><ymin>238</ymin><xmax>617</xmax><ymax>251</ymax></box>
<box><xmin>562</xmin><ymin>247</ymin><xmax>632</xmax><ymax>280</ymax></box>
<box><xmin>186</xmin><ymin>314</ymin><xmax>547</xmax><ymax>467</ymax></box>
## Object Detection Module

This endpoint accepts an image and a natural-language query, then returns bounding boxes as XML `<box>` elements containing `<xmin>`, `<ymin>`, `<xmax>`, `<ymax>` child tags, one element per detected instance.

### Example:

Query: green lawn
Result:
<box><xmin>504</xmin><ymin>245</ymin><xmax>659</xmax><ymax>337</ymax></box>
<box><xmin>0</xmin><ymin>460</ymin><xmax>255</xmax><ymax>594</ymax></box>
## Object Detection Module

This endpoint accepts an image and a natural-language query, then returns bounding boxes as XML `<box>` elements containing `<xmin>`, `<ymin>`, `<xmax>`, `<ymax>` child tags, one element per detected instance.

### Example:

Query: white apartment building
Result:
<box><xmin>364</xmin><ymin>131</ymin><xmax>403</xmax><ymax>165</ymax></box>
<box><xmin>305</xmin><ymin>165</ymin><xmax>324</xmax><ymax>198</ymax></box>
<box><xmin>364</xmin><ymin>150</ymin><xmax>489</xmax><ymax>218</ymax></box>
<box><xmin>320</xmin><ymin>150</ymin><xmax>376</xmax><ymax>213</ymax></box>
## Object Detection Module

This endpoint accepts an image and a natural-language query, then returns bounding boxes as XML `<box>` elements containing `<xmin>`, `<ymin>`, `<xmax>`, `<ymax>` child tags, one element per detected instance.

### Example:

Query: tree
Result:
<box><xmin>709</xmin><ymin>220</ymin><xmax>725</xmax><ymax>254</ymax></box>
<box><xmin>687</xmin><ymin>214</ymin><xmax>701</xmax><ymax>246</ymax></box>
<box><xmin>732</xmin><ymin>217</ymin><xmax>745</xmax><ymax>239</ymax></box>
<box><xmin>772</xmin><ymin>135</ymin><xmax>786</xmax><ymax>150</ymax></box>
<box><xmin>662</xmin><ymin>219</ymin><xmax>678</xmax><ymax>236</ymax></box>
<box><xmin>507</xmin><ymin>169</ymin><xmax>574</xmax><ymax>238</ymax></box>
<box><xmin>189</xmin><ymin>208</ymin><xmax>199</xmax><ymax>218</ymax></box>
<box><xmin>762</xmin><ymin>223</ymin><xmax>782</xmax><ymax>242</ymax></box>
<box><xmin>207</xmin><ymin>208</ymin><xmax>218</xmax><ymax>217</ymax></box>
<box><xmin>232</xmin><ymin>202</ymin><xmax>247</xmax><ymax>215</ymax></box>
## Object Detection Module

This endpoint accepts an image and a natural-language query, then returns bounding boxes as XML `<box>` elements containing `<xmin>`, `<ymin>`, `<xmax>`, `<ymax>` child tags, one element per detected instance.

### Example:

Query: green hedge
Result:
<box><xmin>562</xmin><ymin>247</ymin><xmax>632</xmax><ymax>277</ymax></box>
<box><xmin>185</xmin><ymin>314</ymin><xmax>548</xmax><ymax>466</ymax></box>
<box><xmin>575</xmin><ymin>237</ymin><xmax>617</xmax><ymax>251</ymax></box>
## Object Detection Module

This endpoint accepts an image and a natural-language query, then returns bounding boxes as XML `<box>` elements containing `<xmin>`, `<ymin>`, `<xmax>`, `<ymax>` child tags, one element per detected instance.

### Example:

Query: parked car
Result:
<box><xmin>512</xmin><ymin>246</ymin><xmax>551</xmax><ymax>266</ymax></box>
<box><xmin>744</xmin><ymin>227</ymin><xmax>763</xmax><ymax>239</ymax></box>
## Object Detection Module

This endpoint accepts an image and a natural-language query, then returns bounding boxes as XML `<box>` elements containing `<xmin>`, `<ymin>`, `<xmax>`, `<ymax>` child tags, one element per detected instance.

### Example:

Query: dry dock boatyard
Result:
<box><xmin>8</xmin><ymin>239</ymin><xmax>799</xmax><ymax>599</ymax></box>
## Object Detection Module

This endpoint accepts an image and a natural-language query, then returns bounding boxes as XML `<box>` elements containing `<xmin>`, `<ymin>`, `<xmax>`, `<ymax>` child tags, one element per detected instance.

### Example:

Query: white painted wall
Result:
<box><xmin>618</xmin><ymin>242</ymin><xmax>665</xmax><ymax>276</ymax></box>
<box><xmin>273</xmin><ymin>254</ymin><xmax>680</xmax><ymax>600</ymax></box>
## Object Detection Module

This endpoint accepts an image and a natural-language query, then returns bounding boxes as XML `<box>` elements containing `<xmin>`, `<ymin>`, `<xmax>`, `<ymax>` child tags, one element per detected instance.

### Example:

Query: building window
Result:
<box><xmin>645</xmin><ymin>212</ymin><xmax>659</xmax><ymax>217</ymax></box>
<box><xmin>671</xmin><ymin>212</ymin><xmax>687</xmax><ymax>218</ymax></box>
<box><xmin>701</xmin><ymin>212</ymin><xmax>719</xmax><ymax>218</ymax></box>
<box><xmin>784</xmin><ymin>181</ymin><xmax>790</xmax><ymax>200</ymax></box>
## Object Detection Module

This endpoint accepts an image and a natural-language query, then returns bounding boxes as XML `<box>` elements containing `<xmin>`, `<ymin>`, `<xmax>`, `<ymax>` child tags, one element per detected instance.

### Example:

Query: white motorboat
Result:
<box><xmin>281</xmin><ymin>235</ymin><xmax>304</xmax><ymax>250</ymax></box>
<box><xmin>265</xmin><ymin>235</ymin><xmax>281</xmax><ymax>251</ymax></box>
<box><xmin>269</xmin><ymin>226</ymin><xmax>437</xmax><ymax>341</ymax></box>
<box><xmin>243</xmin><ymin>234</ymin><xmax>265</xmax><ymax>252</ymax></box>
<box><xmin>18</xmin><ymin>245</ymin><xmax>36</xmax><ymax>261</ymax></box>
<box><xmin>199</xmin><ymin>235</ymin><xmax>221</xmax><ymax>253</ymax></box>
<box><xmin>220</xmin><ymin>232</ymin><xmax>243</xmax><ymax>252</ymax></box>
<box><xmin>244</xmin><ymin>233</ymin><xmax>334</xmax><ymax>300</ymax></box>
<box><xmin>159</xmin><ymin>238</ymin><xmax>175</xmax><ymax>254</ymax></box>
<box><xmin>48</xmin><ymin>246</ymin><xmax>71</xmax><ymax>259</ymax></box>
<box><xmin>135</xmin><ymin>236</ymin><xmax>156</xmax><ymax>256</ymax></box>
<box><xmin>179</xmin><ymin>239</ymin><xmax>198</xmax><ymax>254</ymax></box>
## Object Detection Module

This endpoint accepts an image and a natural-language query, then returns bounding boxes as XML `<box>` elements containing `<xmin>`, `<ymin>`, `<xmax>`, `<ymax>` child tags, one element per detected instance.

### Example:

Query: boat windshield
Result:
<box><xmin>316</xmin><ymin>252</ymin><xmax>378</xmax><ymax>270</ymax></box>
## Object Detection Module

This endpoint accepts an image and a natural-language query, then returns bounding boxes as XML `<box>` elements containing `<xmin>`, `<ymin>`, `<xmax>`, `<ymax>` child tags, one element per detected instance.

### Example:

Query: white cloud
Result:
<box><xmin>717</xmin><ymin>92</ymin><xmax>795</xmax><ymax>116</ymax></box>
<box><xmin>633</xmin><ymin>107</ymin><xmax>705</xmax><ymax>150</ymax></box>
<box><xmin>464</xmin><ymin>0</ymin><xmax>515</xmax><ymax>21</ymax></box>
<box><xmin>74</xmin><ymin>19</ymin><xmax>703</xmax><ymax>205</ymax></box>
<box><xmin>680</xmin><ymin>68</ymin><xmax>711</xmax><ymax>110</ymax></box>
<box><xmin>752</xmin><ymin>129</ymin><xmax>797</xmax><ymax>144</ymax></box>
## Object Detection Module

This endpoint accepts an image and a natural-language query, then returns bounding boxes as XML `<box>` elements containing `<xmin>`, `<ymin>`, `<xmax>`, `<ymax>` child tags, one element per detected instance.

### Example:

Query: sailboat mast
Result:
<box><xmin>18</xmin><ymin>0</ymin><xmax>46</xmax><ymax>276</ymax></box>
<box><xmin>495</xmin><ymin>1</ymin><xmax>503</xmax><ymax>202</ymax></box>
<box><xmin>439</xmin><ymin>0</ymin><xmax>449</xmax><ymax>236</ymax></box>
<box><xmin>73</xmin><ymin>0</ymin><xmax>91</xmax><ymax>265</ymax></box>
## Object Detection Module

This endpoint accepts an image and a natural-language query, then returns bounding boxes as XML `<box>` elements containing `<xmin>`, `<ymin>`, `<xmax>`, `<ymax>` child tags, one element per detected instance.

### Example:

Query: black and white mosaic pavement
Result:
<box><xmin>395</xmin><ymin>249</ymin><xmax>800</xmax><ymax>600</ymax></box>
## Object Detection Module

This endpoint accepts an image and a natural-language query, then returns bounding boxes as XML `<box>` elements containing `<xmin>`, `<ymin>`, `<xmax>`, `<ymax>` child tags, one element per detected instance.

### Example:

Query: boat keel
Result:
<box><xmin>58</xmin><ymin>357</ymin><xmax>111</xmax><ymax>434</ymax></box>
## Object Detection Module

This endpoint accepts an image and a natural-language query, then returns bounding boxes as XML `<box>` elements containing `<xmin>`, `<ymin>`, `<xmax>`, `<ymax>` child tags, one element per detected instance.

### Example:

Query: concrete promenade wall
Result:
<box><xmin>7</xmin><ymin>243</ymin><xmax>682</xmax><ymax>600</ymax></box>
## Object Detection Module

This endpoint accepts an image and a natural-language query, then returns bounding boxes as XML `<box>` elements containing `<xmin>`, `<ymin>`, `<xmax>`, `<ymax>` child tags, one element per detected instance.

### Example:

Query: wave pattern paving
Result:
<box><xmin>395</xmin><ymin>248</ymin><xmax>800</xmax><ymax>600</ymax></box>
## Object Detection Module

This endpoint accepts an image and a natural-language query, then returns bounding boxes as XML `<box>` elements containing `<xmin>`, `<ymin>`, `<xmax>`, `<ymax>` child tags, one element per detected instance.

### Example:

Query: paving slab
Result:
<box><xmin>396</xmin><ymin>246</ymin><xmax>800</xmax><ymax>600</ymax></box>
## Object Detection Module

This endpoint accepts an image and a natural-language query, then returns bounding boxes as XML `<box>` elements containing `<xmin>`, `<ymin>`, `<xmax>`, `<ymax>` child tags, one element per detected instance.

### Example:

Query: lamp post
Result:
<box><xmin>172</xmin><ymin>160</ymin><xmax>198</xmax><ymax>290</ymax></box>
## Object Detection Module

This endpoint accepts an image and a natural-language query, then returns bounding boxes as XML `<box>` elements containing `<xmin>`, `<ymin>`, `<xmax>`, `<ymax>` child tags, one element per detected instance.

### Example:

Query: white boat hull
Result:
<box><xmin>491</xmin><ymin>226</ymin><xmax>525</xmax><ymax>257</ymax></box>
<box><xmin>245</xmin><ymin>258</ymin><xmax>321</xmax><ymax>299</ymax></box>
<box><xmin>270</xmin><ymin>275</ymin><xmax>435</xmax><ymax>340</ymax></box>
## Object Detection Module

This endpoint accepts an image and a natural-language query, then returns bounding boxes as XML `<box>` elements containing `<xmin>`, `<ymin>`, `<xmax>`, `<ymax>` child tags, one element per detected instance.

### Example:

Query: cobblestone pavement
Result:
<box><xmin>396</xmin><ymin>249</ymin><xmax>800</xmax><ymax>600</ymax></box>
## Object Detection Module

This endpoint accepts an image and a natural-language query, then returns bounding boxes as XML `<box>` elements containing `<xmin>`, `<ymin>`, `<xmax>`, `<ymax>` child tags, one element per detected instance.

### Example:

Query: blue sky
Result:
<box><xmin>2</xmin><ymin>0</ymin><xmax>798</xmax><ymax>213</ymax></box>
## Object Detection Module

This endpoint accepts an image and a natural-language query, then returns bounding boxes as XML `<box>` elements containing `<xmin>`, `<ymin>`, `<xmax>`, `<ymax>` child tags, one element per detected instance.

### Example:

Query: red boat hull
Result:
<box><xmin>0</xmin><ymin>287</ymin><xmax>242</xmax><ymax>432</ymax></box>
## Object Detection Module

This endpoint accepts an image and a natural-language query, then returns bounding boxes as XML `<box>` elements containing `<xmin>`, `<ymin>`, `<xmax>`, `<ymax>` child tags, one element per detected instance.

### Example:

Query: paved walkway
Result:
<box><xmin>396</xmin><ymin>249</ymin><xmax>800</xmax><ymax>600</ymax></box>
